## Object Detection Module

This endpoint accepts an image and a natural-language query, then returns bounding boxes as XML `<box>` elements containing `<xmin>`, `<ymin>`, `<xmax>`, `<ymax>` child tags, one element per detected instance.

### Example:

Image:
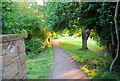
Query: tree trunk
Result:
<box><xmin>82</xmin><ymin>28</ymin><xmax>90</xmax><ymax>50</ymax></box>
<box><xmin>110</xmin><ymin>1</ymin><xmax>119</xmax><ymax>72</ymax></box>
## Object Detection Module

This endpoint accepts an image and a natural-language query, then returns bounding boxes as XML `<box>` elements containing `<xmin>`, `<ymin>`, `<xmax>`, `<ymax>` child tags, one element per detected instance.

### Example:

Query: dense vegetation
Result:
<box><xmin>2</xmin><ymin>1</ymin><xmax>52</xmax><ymax>58</ymax></box>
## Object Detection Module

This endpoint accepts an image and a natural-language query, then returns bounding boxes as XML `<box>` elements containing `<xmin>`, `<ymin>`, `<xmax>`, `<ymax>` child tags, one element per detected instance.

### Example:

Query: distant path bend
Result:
<box><xmin>49</xmin><ymin>39</ymin><xmax>88</xmax><ymax>79</ymax></box>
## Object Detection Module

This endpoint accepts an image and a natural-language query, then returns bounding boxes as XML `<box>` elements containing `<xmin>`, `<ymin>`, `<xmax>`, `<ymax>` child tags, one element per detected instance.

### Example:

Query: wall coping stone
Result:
<box><xmin>0</xmin><ymin>34</ymin><xmax>28</xmax><ymax>43</ymax></box>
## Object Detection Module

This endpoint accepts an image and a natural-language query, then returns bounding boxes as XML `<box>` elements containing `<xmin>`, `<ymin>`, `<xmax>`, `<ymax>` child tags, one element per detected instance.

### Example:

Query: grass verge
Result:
<box><xmin>26</xmin><ymin>47</ymin><xmax>54</xmax><ymax>79</ymax></box>
<box><xmin>58</xmin><ymin>37</ymin><xmax>120</xmax><ymax>79</ymax></box>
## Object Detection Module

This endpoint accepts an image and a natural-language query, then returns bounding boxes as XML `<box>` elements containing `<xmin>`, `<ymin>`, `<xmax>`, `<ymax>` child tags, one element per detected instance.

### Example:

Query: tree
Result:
<box><xmin>42</xmin><ymin>2</ymin><xmax>120</xmax><ymax>67</ymax></box>
<box><xmin>79</xmin><ymin>2</ymin><xmax>120</xmax><ymax>68</ymax></box>
<box><xmin>81</xmin><ymin>27</ymin><xmax>90</xmax><ymax>50</ymax></box>
<box><xmin>43</xmin><ymin>2</ymin><xmax>92</xmax><ymax>50</ymax></box>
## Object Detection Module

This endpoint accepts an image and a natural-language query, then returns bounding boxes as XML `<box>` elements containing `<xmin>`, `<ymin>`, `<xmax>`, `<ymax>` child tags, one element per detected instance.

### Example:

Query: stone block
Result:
<box><xmin>2</xmin><ymin>42</ymin><xmax>18</xmax><ymax>57</ymax></box>
<box><xmin>0</xmin><ymin>73</ymin><xmax>2</xmax><ymax>80</ymax></box>
<box><xmin>17</xmin><ymin>45</ymin><xmax>20</xmax><ymax>55</ymax></box>
<box><xmin>13</xmin><ymin>72</ymin><xmax>20</xmax><ymax>79</ymax></box>
<box><xmin>11</xmin><ymin>47</ymin><xmax>18</xmax><ymax>58</ymax></box>
<box><xmin>0</xmin><ymin>56</ymin><xmax>2</xmax><ymax>80</ymax></box>
<box><xmin>3</xmin><ymin>62</ymin><xmax>19</xmax><ymax>79</ymax></box>
<box><xmin>19</xmin><ymin>64</ymin><xmax>26</xmax><ymax>79</ymax></box>
<box><xmin>20</xmin><ymin>43</ymin><xmax>25</xmax><ymax>53</ymax></box>
<box><xmin>3</xmin><ymin>54</ymin><xmax>19</xmax><ymax>67</ymax></box>
<box><xmin>2</xmin><ymin>42</ymin><xmax>9</xmax><ymax>55</ymax></box>
<box><xmin>12</xmin><ymin>56</ymin><xmax>19</xmax><ymax>62</ymax></box>
<box><xmin>19</xmin><ymin>53</ymin><xmax>26</xmax><ymax>65</ymax></box>
<box><xmin>0</xmin><ymin>56</ymin><xmax>2</xmax><ymax>68</ymax></box>
<box><xmin>0</xmin><ymin>34</ymin><xmax>28</xmax><ymax>43</ymax></box>
<box><xmin>16</xmin><ymin>59</ymin><xmax>21</xmax><ymax>72</ymax></box>
<box><xmin>21</xmin><ymin>74</ymin><xmax>27</xmax><ymax>79</ymax></box>
<box><xmin>3</xmin><ymin>55</ymin><xmax>12</xmax><ymax>67</ymax></box>
<box><xmin>20</xmin><ymin>39</ymin><xmax>24</xmax><ymax>44</ymax></box>
<box><xmin>16</xmin><ymin>39</ymin><xmax>25</xmax><ymax>54</ymax></box>
<box><xmin>0</xmin><ymin>34</ymin><xmax>27</xmax><ymax>79</ymax></box>
<box><xmin>0</xmin><ymin>44</ymin><xmax>2</xmax><ymax>56</ymax></box>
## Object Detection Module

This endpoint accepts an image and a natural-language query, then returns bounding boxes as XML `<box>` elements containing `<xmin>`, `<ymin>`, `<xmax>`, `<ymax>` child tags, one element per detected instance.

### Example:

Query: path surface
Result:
<box><xmin>49</xmin><ymin>39</ymin><xmax>88</xmax><ymax>79</ymax></box>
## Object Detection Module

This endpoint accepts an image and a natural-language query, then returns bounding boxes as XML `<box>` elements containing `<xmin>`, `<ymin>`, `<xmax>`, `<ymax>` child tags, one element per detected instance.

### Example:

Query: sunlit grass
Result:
<box><xmin>26</xmin><ymin>47</ymin><xmax>54</xmax><ymax>79</ymax></box>
<box><xmin>58</xmin><ymin>37</ymin><xmax>120</xmax><ymax>79</ymax></box>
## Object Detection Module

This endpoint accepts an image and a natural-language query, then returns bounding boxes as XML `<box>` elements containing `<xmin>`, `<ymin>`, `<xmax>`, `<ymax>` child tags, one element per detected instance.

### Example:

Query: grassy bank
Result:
<box><xmin>58</xmin><ymin>37</ymin><xmax>120</xmax><ymax>79</ymax></box>
<box><xmin>26</xmin><ymin>47</ymin><xmax>54</xmax><ymax>79</ymax></box>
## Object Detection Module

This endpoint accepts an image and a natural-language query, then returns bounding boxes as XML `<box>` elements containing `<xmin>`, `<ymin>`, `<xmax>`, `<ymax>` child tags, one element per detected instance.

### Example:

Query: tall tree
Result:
<box><xmin>43</xmin><ymin>2</ymin><xmax>92</xmax><ymax>50</ymax></box>
<box><xmin>81</xmin><ymin>27</ymin><xmax>90</xmax><ymax>50</ymax></box>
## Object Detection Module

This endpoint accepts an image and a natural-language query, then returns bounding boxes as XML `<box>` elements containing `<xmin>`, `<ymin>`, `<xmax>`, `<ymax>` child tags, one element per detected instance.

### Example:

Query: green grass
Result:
<box><xmin>26</xmin><ymin>47</ymin><xmax>54</xmax><ymax>79</ymax></box>
<box><xmin>58</xmin><ymin>37</ymin><xmax>120</xmax><ymax>79</ymax></box>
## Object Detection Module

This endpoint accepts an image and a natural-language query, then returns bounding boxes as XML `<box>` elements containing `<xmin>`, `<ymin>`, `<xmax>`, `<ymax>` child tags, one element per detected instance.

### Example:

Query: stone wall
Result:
<box><xmin>0</xmin><ymin>34</ymin><xmax>27</xmax><ymax>80</ymax></box>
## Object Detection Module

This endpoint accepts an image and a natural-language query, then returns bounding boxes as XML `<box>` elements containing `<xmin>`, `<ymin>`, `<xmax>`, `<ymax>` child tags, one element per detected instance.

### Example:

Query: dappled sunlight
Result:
<box><xmin>66</xmin><ymin>57</ymin><xmax>75</xmax><ymax>62</ymax></box>
<box><xmin>2</xmin><ymin>1</ymin><xmax>120</xmax><ymax>79</ymax></box>
<box><xmin>80</xmin><ymin>66</ymin><xmax>98</xmax><ymax>78</ymax></box>
<box><xmin>59</xmin><ymin>37</ymin><xmax>102</xmax><ymax>51</ymax></box>
<box><xmin>58</xmin><ymin>37</ymin><xmax>116</xmax><ymax>79</ymax></box>
<box><xmin>55</xmin><ymin>69</ymin><xmax>88</xmax><ymax>79</ymax></box>
<box><xmin>69</xmin><ymin>60</ymin><xmax>74</xmax><ymax>62</ymax></box>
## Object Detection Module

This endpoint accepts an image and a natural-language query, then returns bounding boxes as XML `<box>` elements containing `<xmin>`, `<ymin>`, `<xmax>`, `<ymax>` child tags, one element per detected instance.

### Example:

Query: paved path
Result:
<box><xmin>49</xmin><ymin>40</ymin><xmax>88</xmax><ymax>79</ymax></box>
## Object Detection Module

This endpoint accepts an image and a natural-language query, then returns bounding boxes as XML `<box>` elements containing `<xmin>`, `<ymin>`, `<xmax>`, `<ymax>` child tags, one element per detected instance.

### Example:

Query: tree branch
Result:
<box><xmin>110</xmin><ymin>0</ymin><xmax>119</xmax><ymax>72</ymax></box>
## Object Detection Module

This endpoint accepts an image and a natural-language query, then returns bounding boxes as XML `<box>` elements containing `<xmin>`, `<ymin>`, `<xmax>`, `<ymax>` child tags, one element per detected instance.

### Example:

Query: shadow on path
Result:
<box><xmin>49</xmin><ymin>40</ymin><xmax>88</xmax><ymax>79</ymax></box>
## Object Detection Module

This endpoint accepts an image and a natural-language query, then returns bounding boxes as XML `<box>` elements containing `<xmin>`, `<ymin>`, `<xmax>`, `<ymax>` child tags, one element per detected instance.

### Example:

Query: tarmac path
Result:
<box><xmin>49</xmin><ymin>39</ymin><xmax>88</xmax><ymax>79</ymax></box>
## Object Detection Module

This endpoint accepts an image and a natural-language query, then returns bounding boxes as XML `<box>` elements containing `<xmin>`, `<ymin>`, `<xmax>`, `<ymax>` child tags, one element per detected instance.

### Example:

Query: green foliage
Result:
<box><xmin>2</xmin><ymin>1</ymin><xmax>50</xmax><ymax>58</ymax></box>
<box><xmin>59</xmin><ymin>38</ymin><xmax>120</xmax><ymax>79</ymax></box>
<box><xmin>79</xmin><ymin>2</ymin><xmax>120</xmax><ymax>65</ymax></box>
<box><xmin>43</xmin><ymin>2</ymin><xmax>120</xmax><ymax>66</ymax></box>
<box><xmin>42</xmin><ymin>2</ymin><xmax>120</xmax><ymax>48</ymax></box>
<box><xmin>25</xmin><ymin>37</ymin><xmax>42</xmax><ymax>59</ymax></box>
<box><xmin>26</xmin><ymin>47</ymin><xmax>54</xmax><ymax>79</ymax></box>
<box><xmin>42</xmin><ymin>2</ymin><xmax>81</xmax><ymax>34</ymax></box>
